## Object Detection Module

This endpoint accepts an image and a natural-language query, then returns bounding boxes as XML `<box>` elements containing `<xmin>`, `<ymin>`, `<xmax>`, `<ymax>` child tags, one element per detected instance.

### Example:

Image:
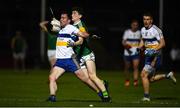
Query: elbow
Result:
<box><xmin>162</xmin><ymin>41</ymin><xmax>166</xmax><ymax>48</ymax></box>
<box><xmin>83</xmin><ymin>32</ymin><xmax>89</xmax><ymax>38</ymax></box>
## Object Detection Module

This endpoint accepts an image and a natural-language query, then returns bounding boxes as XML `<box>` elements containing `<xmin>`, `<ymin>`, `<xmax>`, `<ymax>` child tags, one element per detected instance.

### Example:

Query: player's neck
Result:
<box><xmin>73</xmin><ymin>20</ymin><xmax>81</xmax><ymax>25</ymax></box>
<box><xmin>131</xmin><ymin>29</ymin><xmax>137</xmax><ymax>32</ymax></box>
<box><xmin>145</xmin><ymin>24</ymin><xmax>153</xmax><ymax>30</ymax></box>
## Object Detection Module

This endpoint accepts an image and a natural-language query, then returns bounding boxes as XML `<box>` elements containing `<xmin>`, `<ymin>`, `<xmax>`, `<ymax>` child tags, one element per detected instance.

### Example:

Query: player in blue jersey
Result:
<box><xmin>122</xmin><ymin>20</ymin><xmax>141</xmax><ymax>87</ymax></box>
<box><xmin>139</xmin><ymin>13</ymin><xmax>176</xmax><ymax>102</ymax></box>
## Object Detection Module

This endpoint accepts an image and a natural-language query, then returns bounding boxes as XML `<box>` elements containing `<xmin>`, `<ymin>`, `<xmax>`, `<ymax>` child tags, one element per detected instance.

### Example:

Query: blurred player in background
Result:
<box><xmin>122</xmin><ymin>19</ymin><xmax>141</xmax><ymax>87</ymax></box>
<box><xmin>70</xmin><ymin>7</ymin><xmax>111</xmax><ymax>102</ymax></box>
<box><xmin>47</xmin><ymin>11</ymin><xmax>104</xmax><ymax>102</ymax></box>
<box><xmin>40</xmin><ymin>21</ymin><xmax>57</xmax><ymax>68</ymax></box>
<box><xmin>139</xmin><ymin>13</ymin><xmax>177</xmax><ymax>102</ymax></box>
<box><xmin>11</xmin><ymin>31</ymin><xmax>27</xmax><ymax>72</ymax></box>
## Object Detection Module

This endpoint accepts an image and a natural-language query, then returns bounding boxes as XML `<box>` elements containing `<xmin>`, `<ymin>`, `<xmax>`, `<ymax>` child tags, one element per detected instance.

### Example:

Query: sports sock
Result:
<box><xmin>102</xmin><ymin>91</ymin><xmax>108</xmax><ymax>98</ymax></box>
<box><xmin>97</xmin><ymin>91</ymin><xmax>103</xmax><ymax>97</ymax></box>
<box><xmin>144</xmin><ymin>93</ymin><xmax>150</xmax><ymax>98</ymax></box>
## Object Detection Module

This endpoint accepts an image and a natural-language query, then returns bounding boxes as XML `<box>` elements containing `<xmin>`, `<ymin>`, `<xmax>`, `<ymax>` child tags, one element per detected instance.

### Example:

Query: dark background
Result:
<box><xmin>0</xmin><ymin>0</ymin><xmax>179</xmax><ymax>70</ymax></box>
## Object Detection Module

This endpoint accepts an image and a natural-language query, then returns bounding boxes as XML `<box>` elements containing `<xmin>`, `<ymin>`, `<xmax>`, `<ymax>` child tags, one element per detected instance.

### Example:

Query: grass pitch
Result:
<box><xmin>0</xmin><ymin>69</ymin><xmax>179</xmax><ymax>107</ymax></box>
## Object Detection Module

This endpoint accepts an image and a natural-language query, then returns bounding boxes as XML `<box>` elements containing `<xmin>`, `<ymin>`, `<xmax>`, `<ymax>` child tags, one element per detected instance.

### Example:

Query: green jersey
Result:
<box><xmin>73</xmin><ymin>20</ymin><xmax>92</xmax><ymax>57</ymax></box>
<box><xmin>12</xmin><ymin>36</ymin><xmax>26</xmax><ymax>53</ymax></box>
<box><xmin>47</xmin><ymin>32</ymin><xmax>57</xmax><ymax>50</ymax></box>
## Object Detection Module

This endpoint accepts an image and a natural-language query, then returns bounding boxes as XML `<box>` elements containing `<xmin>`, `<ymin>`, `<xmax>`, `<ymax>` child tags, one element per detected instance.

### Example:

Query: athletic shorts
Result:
<box><xmin>13</xmin><ymin>52</ymin><xmax>25</xmax><ymax>59</ymax></box>
<box><xmin>53</xmin><ymin>58</ymin><xmax>80</xmax><ymax>73</ymax></box>
<box><xmin>143</xmin><ymin>55</ymin><xmax>161</xmax><ymax>74</ymax></box>
<box><xmin>47</xmin><ymin>50</ymin><xmax>56</xmax><ymax>60</ymax></box>
<box><xmin>79</xmin><ymin>52</ymin><xmax>95</xmax><ymax>69</ymax></box>
<box><xmin>124</xmin><ymin>54</ymin><xmax>140</xmax><ymax>62</ymax></box>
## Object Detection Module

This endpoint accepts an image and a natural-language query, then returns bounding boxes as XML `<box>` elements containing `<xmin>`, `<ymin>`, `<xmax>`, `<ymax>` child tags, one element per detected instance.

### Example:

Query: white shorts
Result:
<box><xmin>47</xmin><ymin>50</ymin><xmax>56</xmax><ymax>60</ymax></box>
<box><xmin>79</xmin><ymin>52</ymin><xmax>95</xmax><ymax>69</ymax></box>
<box><xmin>143</xmin><ymin>64</ymin><xmax>155</xmax><ymax>74</ymax></box>
<box><xmin>13</xmin><ymin>52</ymin><xmax>25</xmax><ymax>59</ymax></box>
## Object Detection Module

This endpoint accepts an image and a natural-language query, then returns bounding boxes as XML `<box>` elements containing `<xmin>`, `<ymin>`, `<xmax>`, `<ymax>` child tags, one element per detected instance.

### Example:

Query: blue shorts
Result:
<box><xmin>145</xmin><ymin>55</ymin><xmax>161</xmax><ymax>69</ymax></box>
<box><xmin>124</xmin><ymin>54</ymin><xmax>140</xmax><ymax>62</ymax></box>
<box><xmin>53</xmin><ymin>58</ymin><xmax>80</xmax><ymax>73</ymax></box>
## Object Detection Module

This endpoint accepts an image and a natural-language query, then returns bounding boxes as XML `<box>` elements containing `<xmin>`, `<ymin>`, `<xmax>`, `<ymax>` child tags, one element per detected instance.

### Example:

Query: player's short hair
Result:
<box><xmin>60</xmin><ymin>10</ymin><xmax>71</xmax><ymax>19</ymax></box>
<box><xmin>72</xmin><ymin>7</ymin><xmax>84</xmax><ymax>15</ymax></box>
<box><xmin>143</xmin><ymin>12</ymin><xmax>153</xmax><ymax>19</ymax></box>
<box><xmin>131</xmin><ymin>19</ymin><xmax>139</xmax><ymax>24</ymax></box>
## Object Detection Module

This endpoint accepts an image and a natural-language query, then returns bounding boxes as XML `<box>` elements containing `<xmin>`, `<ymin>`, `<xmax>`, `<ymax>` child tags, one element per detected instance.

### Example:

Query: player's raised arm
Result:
<box><xmin>39</xmin><ymin>21</ymin><xmax>49</xmax><ymax>32</ymax></box>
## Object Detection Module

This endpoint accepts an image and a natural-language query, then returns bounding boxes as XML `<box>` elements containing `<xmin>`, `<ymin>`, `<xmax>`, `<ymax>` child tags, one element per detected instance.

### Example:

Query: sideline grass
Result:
<box><xmin>0</xmin><ymin>69</ymin><xmax>179</xmax><ymax>107</ymax></box>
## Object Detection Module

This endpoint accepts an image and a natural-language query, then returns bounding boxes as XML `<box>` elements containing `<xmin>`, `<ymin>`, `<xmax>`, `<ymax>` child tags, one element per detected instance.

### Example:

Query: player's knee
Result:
<box><xmin>141</xmin><ymin>71</ymin><xmax>147</xmax><ymax>79</ymax></box>
<box><xmin>49</xmin><ymin>75</ymin><xmax>56</xmax><ymax>82</ymax></box>
<box><xmin>80</xmin><ymin>76</ymin><xmax>90</xmax><ymax>82</ymax></box>
<box><xmin>150</xmin><ymin>77</ymin><xmax>155</xmax><ymax>82</ymax></box>
<box><xmin>133</xmin><ymin>65</ymin><xmax>138</xmax><ymax>70</ymax></box>
<box><xmin>75</xmin><ymin>71</ymin><xmax>89</xmax><ymax>82</ymax></box>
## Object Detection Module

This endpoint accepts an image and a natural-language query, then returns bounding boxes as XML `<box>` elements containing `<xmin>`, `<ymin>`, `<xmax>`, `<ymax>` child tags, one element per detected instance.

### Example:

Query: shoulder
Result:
<box><xmin>66</xmin><ymin>24</ymin><xmax>78</xmax><ymax>30</ymax></box>
<box><xmin>141</xmin><ymin>27</ymin><xmax>145</xmax><ymax>31</ymax></box>
<box><xmin>136</xmin><ymin>30</ymin><xmax>141</xmax><ymax>35</ymax></box>
<box><xmin>152</xmin><ymin>25</ymin><xmax>162</xmax><ymax>33</ymax></box>
<box><xmin>66</xmin><ymin>24</ymin><xmax>74</xmax><ymax>28</ymax></box>
<box><xmin>124</xmin><ymin>29</ymin><xmax>130</xmax><ymax>34</ymax></box>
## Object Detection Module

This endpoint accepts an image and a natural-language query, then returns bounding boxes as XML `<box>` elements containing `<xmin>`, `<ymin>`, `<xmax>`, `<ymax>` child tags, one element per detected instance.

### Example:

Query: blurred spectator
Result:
<box><xmin>11</xmin><ymin>31</ymin><xmax>27</xmax><ymax>72</ymax></box>
<box><xmin>122</xmin><ymin>19</ymin><xmax>141</xmax><ymax>87</ymax></box>
<box><xmin>170</xmin><ymin>43</ymin><xmax>180</xmax><ymax>70</ymax></box>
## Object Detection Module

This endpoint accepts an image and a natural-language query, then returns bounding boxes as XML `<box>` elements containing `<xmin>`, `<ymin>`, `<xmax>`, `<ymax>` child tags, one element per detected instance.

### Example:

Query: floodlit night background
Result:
<box><xmin>0</xmin><ymin>0</ymin><xmax>180</xmax><ymax>107</ymax></box>
<box><xmin>0</xmin><ymin>0</ymin><xmax>179</xmax><ymax>70</ymax></box>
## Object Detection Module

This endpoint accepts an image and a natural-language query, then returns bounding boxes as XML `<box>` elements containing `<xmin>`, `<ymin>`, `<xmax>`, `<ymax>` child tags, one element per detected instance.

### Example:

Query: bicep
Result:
<box><xmin>76</xmin><ymin>31</ymin><xmax>89</xmax><ymax>38</ymax></box>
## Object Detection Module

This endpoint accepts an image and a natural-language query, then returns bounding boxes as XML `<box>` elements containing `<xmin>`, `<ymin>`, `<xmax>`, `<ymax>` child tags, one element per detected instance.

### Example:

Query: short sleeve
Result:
<box><xmin>67</xmin><ymin>25</ymin><xmax>80</xmax><ymax>35</ymax></box>
<box><xmin>123</xmin><ymin>30</ymin><xmax>128</xmax><ymax>40</ymax></box>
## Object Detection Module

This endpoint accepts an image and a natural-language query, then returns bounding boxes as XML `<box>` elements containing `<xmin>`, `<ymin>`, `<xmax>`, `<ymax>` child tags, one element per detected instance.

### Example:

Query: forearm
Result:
<box><xmin>155</xmin><ymin>38</ymin><xmax>165</xmax><ymax>50</ymax></box>
<box><xmin>77</xmin><ymin>31</ymin><xmax>89</xmax><ymax>38</ymax></box>
<box><xmin>138</xmin><ymin>39</ymin><xmax>144</xmax><ymax>49</ymax></box>
<box><xmin>40</xmin><ymin>21</ymin><xmax>48</xmax><ymax>31</ymax></box>
<box><xmin>74</xmin><ymin>37</ymin><xmax>83</xmax><ymax>46</ymax></box>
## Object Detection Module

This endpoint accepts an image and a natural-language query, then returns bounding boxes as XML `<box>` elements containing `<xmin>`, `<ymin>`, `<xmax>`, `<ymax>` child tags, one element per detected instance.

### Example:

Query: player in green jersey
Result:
<box><xmin>70</xmin><ymin>7</ymin><xmax>111</xmax><ymax>102</ymax></box>
<box><xmin>11</xmin><ymin>31</ymin><xmax>27</xmax><ymax>72</ymax></box>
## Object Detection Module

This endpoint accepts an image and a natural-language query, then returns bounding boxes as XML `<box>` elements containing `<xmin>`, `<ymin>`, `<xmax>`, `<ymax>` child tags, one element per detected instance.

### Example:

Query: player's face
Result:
<box><xmin>131</xmin><ymin>22</ymin><xmax>138</xmax><ymax>31</ymax></box>
<box><xmin>60</xmin><ymin>14</ymin><xmax>70</xmax><ymax>27</ymax></box>
<box><xmin>143</xmin><ymin>16</ymin><xmax>153</xmax><ymax>28</ymax></box>
<box><xmin>72</xmin><ymin>11</ymin><xmax>82</xmax><ymax>22</ymax></box>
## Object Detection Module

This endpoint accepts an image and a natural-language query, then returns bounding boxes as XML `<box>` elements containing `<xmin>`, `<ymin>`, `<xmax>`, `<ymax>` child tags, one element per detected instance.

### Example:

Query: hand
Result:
<box><xmin>126</xmin><ymin>49</ymin><xmax>132</xmax><ymax>55</ymax></box>
<box><xmin>67</xmin><ymin>40</ymin><xmax>75</xmax><ymax>47</ymax></box>
<box><xmin>136</xmin><ymin>48</ymin><xmax>140</xmax><ymax>53</ymax></box>
<box><xmin>91</xmin><ymin>35</ymin><xmax>101</xmax><ymax>39</ymax></box>
<box><xmin>51</xmin><ymin>18</ymin><xmax>60</xmax><ymax>27</ymax></box>
<box><xmin>124</xmin><ymin>44</ymin><xmax>131</xmax><ymax>49</ymax></box>
<box><xmin>144</xmin><ymin>49</ymin><xmax>158</xmax><ymax>56</ymax></box>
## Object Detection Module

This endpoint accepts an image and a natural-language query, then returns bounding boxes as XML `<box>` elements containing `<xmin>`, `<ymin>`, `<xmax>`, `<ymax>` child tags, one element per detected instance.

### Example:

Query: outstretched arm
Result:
<box><xmin>76</xmin><ymin>31</ymin><xmax>89</xmax><ymax>38</ymax></box>
<box><xmin>39</xmin><ymin>21</ymin><xmax>49</xmax><ymax>32</ymax></box>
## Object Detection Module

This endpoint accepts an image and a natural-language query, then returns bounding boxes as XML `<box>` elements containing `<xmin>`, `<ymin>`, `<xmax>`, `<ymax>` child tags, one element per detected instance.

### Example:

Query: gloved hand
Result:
<box><xmin>51</xmin><ymin>18</ymin><xmax>61</xmax><ymax>32</ymax></box>
<box><xmin>124</xmin><ymin>44</ymin><xmax>131</xmax><ymax>49</ymax></box>
<box><xmin>67</xmin><ymin>40</ymin><xmax>75</xmax><ymax>47</ymax></box>
<box><xmin>144</xmin><ymin>49</ymin><xmax>158</xmax><ymax>56</ymax></box>
<box><xmin>125</xmin><ymin>48</ymin><xmax>132</xmax><ymax>55</ymax></box>
<box><xmin>51</xmin><ymin>18</ymin><xmax>60</xmax><ymax>27</ymax></box>
<box><xmin>136</xmin><ymin>48</ymin><xmax>141</xmax><ymax>54</ymax></box>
